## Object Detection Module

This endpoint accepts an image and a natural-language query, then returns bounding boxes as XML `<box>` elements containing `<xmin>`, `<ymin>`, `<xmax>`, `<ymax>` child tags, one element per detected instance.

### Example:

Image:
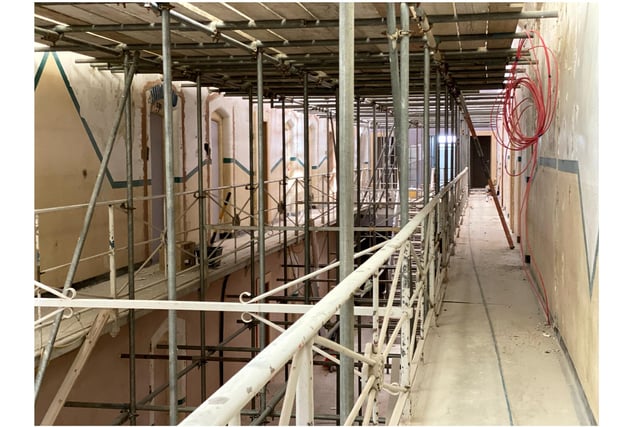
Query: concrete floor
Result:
<box><xmin>405</xmin><ymin>192</ymin><xmax>593</xmax><ymax>426</ymax></box>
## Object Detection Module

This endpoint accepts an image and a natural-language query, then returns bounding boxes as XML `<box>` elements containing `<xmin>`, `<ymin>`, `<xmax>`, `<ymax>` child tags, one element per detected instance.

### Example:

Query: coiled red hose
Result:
<box><xmin>491</xmin><ymin>29</ymin><xmax>559</xmax><ymax>324</ymax></box>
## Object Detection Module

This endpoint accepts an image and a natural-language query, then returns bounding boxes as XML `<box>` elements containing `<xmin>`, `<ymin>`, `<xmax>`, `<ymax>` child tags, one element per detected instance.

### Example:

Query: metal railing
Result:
<box><xmin>33</xmin><ymin>168</ymin><xmax>467</xmax><ymax>424</ymax></box>
<box><xmin>34</xmin><ymin>168</ymin><xmax>380</xmax><ymax>351</ymax></box>
<box><xmin>179</xmin><ymin>168</ymin><xmax>468</xmax><ymax>426</ymax></box>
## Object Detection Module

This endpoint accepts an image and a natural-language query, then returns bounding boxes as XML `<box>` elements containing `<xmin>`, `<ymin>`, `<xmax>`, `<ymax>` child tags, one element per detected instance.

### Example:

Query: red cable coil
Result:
<box><xmin>491</xmin><ymin>29</ymin><xmax>559</xmax><ymax>324</ymax></box>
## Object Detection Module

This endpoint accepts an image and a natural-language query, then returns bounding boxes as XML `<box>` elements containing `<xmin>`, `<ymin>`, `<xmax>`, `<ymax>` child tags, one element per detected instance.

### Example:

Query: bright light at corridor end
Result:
<box><xmin>438</xmin><ymin>135</ymin><xmax>457</xmax><ymax>143</ymax></box>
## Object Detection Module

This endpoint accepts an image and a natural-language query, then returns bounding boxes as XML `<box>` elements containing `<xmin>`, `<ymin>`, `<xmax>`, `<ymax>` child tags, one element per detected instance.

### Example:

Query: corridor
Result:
<box><xmin>406</xmin><ymin>192</ymin><xmax>593</xmax><ymax>425</ymax></box>
<box><xmin>33</xmin><ymin>3</ymin><xmax>600</xmax><ymax>425</ymax></box>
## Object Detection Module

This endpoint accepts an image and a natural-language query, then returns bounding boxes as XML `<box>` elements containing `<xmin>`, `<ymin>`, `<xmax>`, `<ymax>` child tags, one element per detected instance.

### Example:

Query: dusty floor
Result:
<box><xmin>404</xmin><ymin>192</ymin><xmax>593</xmax><ymax>426</ymax></box>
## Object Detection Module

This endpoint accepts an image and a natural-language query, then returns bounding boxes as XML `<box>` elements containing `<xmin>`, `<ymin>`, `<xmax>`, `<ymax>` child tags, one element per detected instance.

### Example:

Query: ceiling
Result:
<box><xmin>34</xmin><ymin>2</ymin><xmax>558</xmax><ymax>129</ymax></box>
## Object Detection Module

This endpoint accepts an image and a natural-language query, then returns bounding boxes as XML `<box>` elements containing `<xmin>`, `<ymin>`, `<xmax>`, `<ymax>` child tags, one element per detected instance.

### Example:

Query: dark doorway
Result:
<box><xmin>470</xmin><ymin>135</ymin><xmax>491</xmax><ymax>188</ymax></box>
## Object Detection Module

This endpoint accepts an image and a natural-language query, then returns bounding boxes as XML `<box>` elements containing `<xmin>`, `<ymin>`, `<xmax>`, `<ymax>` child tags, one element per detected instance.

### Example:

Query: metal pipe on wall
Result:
<box><xmin>338</xmin><ymin>3</ymin><xmax>355</xmax><ymax>424</ymax></box>
<box><xmin>160</xmin><ymin>6</ymin><xmax>178</xmax><ymax>424</ymax></box>
<box><xmin>34</xmin><ymin>48</ymin><xmax>137</xmax><ymax>400</ymax></box>
<box><xmin>124</xmin><ymin>52</ymin><xmax>137</xmax><ymax>425</ymax></box>
<box><xmin>195</xmin><ymin>73</ymin><xmax>208</xmax><ymax>404</ymax></box>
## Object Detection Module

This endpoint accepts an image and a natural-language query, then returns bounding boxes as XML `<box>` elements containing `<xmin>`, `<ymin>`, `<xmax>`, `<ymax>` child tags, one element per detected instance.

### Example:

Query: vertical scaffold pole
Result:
<box><xmin>444</xmin><ymin>87</ymin><xmax>449</xmax><ymax>186</ymax></box>
<box><xmin>303</xmin><ymin>72</ymin><xmax>311</xmax><ymax>304</ymax></box>
<box><xmin>422</xmin><ymin>37</ymin><xmax>431</xmax><ymax>342</ymax></box>
<box><xmin>125</xmin><ymin>53</ymin><xmax>137</xmax><ymax>425</ymax></box>
<box><xmin>160</xmin><ymin>5</ymin><xmax>178</xmax><ymax>424</ymax></box>
<box><xmin>256</xmin><ymin>48</ymin><xmax>267</xmax><ymax>415</ymax></box>
<box><xmin>338</xmin><ymin>2</ymin><xmax>355</xmax><ymax>424</ymax></box>
<box><xmin>372</xmin><ymin>103</ymin><xmax>377</xmax><ymax>214</ymax></box>
<box><xmin>195</xmin><ymin>73</ymin><xmax>208</xmax><ymax>404</ymax></box>
<box><xmin>399</xmin><ymin>3</ymin><xmax>411</xmax><ymax>418</ymax></box>
<box><xmin>435</xmin><ymin>68</ymin><xmax>441</xmax><ymax>193</ymax></box>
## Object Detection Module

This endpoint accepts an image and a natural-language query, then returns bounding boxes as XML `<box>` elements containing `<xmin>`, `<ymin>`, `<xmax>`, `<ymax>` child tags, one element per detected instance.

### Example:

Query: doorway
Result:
<box><xmin>470</xmin><ymin>135</ymin><xmax>491</xmax><ymax>188</ymax></box>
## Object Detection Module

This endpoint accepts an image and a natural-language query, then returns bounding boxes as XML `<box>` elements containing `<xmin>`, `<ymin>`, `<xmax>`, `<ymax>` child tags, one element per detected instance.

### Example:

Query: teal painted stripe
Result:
<box><xmin>53</xmin><ymin>53</ymin><xmax>81</xmax><ymax>113</ymax></box>
<box><xmin>112</xmin><ymin>179</ymin><xmax>148</xmax><ymax>189</ymax></box>
<box><xmin>286</xmin><ymin>156</ymin><xmax>306</xmax><ymax>168</ymax></box>
<box><xmin>316</xmin><ymin>155</ymin><xmax>327</xmax><ymax>169</ymax></box>
<box><xmin>50</xmin><ymin>52</ymin><xmax>148</xmax><ymax>189</ymax></box>
<box><xmin>34</xmin><ymin>52</ymin><xmax>49</xmax><ymax>89</ymax></box>
<box><xmin>590</xmin><ymin>233</ymin><xmax>599</xmax><ymax>294</ymax></box>
<box><xmin>181</xmin><ymin>159</ymin><xmax>212</xmax><ymax>183</ymax></box>
<box><xmin>273</xmin><ymin>155</ymin><xmax>327</xmax><ymax>172</ymax></box>
<box><xmin>223</xmin><ymin>157</ymin><xmax>251</xmax><ymax>175</ymax></box>
<box><xmin>52</xmin><ymin>52</ymin><xmax>116</xmax><ymax>187</ymax></box>
<box><xmin>43</xmin><ymin>52</ymin><xmax>212</xmax><ymax>190</ymax></box>
<box><xmin>538</xmin><ymin>156</ymin><xmax>598</xmax><ymax>297</ymax></box>
<box><xmin>270</xmin><ymin>157</ymin><xmax>283</xmax><ymax>173</ymax></box>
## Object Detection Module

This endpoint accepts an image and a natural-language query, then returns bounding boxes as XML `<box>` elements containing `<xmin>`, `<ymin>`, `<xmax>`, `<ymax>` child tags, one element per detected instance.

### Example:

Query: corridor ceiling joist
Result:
<box><xmin>34</xmin><ymin>2</ymin><xmax>558</xmax><ymax>129</ymax></box>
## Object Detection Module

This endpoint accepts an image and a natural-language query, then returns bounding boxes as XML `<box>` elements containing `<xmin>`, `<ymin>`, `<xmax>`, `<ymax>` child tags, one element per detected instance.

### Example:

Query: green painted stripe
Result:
<box><xmin>223</xmin><ymin>157</ymin><xmax>251</xmax><ymax>175</ymax></box>
<box><xmin>49</xmin><ymin>52</ymin><xmax>146</xmax><ymax>189</ymax></box>
<box><xmin>316</xmin><ymin>155</ymin><xmax>327</xmax><ymax>169</ymax></box>
<box><xmin>111</xmin><ymin>179</ymin><xmax>148</xmax><ymax>189</ymax></box>
<box><xmin>181</xmin><ymin>159</ymin><xmax>212</xmax><ymax>183</ymax></box>
<box><xmin>590</xmin><ymin>233</ymin><xmax>599</xmax><ymax>294</ymax></box>
<box><xmin>53</xmin><ymin>53</ymin><xmax>117</xmax><ymax>187</ymax></box>
<box><xmin>273</xmin><ymin>156</ymin><xmax>328</xmax><ymax>172</ymax></box>
<box><xmin>34</xmin><ymin>52</ymin><xmax>49</xmax><ymax>90</ymax></box>
<box><xmin>270</xmin><ymin>157</ymin><xmax>283</xmax><ymax>173</ymax></box>
<box><xmin>53</xmin><ymin>53</ymin><xmax>81</xmax><ymax>113</ymax></box>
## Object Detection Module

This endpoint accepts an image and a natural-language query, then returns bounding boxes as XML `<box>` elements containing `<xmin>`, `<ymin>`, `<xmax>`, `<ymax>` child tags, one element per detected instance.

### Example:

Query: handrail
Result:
<box><xmin>180</xmin><ymin>167</ymin><xmax>468</xmax><ymax>426</ymax></box>
<box><xmin>34</xmin><ymin>167</ymin><xmax>468</xmax><ymax>423</ymax></box>
<box><xmin>33</xmin><ymin>168</ymin><xmax>392</xmax><ymax>290</ymax></box>
<box><xmin>32</xmin><ymin>168</ymin><xmax>391</xmax><ymax>337</ymax></box>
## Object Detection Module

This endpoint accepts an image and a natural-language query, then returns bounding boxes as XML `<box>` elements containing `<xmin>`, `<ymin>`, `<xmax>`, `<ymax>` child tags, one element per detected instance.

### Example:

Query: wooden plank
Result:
<box><xmin>41</xmin><ymin>309</ymin><xmax>113</xmax><ymax>425</ymax></box>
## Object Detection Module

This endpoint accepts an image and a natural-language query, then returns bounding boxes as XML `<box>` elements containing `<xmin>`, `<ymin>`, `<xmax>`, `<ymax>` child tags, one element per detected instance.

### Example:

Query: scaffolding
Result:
<box><xmin>33</xmin><ymin>2</ymin><xmax>558</xmax><ymax>425</ymax></box>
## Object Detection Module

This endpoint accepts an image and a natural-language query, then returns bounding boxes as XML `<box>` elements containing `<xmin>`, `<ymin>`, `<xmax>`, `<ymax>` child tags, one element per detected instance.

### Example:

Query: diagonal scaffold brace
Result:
<box><xmin>458</xmin><ymin>95</ymin><xmax>515</xmax><ymax>249</ymax></box>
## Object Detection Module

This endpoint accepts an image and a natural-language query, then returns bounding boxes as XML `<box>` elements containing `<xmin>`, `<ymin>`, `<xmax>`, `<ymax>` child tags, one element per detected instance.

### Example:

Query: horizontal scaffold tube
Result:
<box><xmin>34</xmin><ymin>298</ymin><xmax>402</xmax><ymax>319</ymax></box>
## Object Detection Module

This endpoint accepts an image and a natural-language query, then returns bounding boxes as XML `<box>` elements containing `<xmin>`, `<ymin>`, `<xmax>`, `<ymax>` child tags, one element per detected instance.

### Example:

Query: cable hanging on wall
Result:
<box><xmin>490</xmin><ymin>29</ymin><xmax>559</xmax><ymax>324</ymax></box>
